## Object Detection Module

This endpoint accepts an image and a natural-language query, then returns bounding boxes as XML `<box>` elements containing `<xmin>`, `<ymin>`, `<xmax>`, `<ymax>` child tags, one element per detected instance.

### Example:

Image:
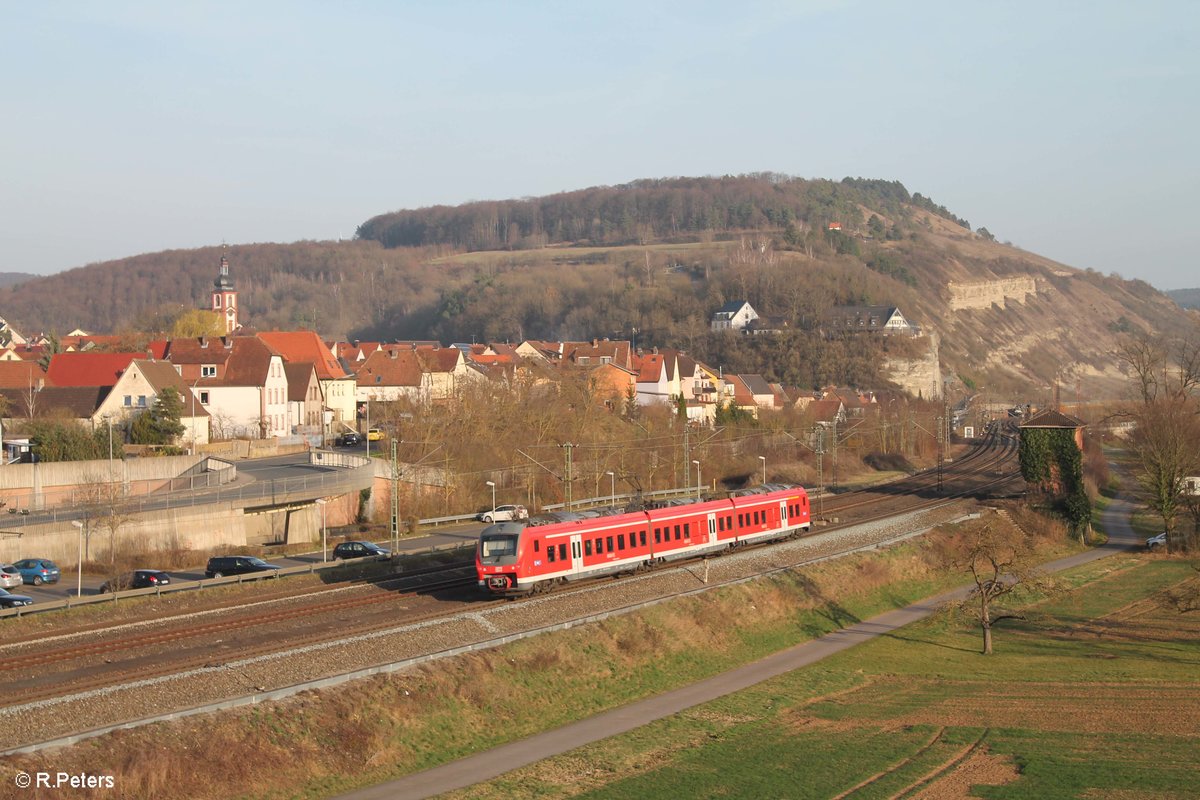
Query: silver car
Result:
<box><xmin>477</xmin><ymin>504</ymin><xmax>529</xmax><ymax>523</ymax></box>
<box><xmin>0</xmin><ymin>564</ymin><xmax>23</xmax><ymax>589</ymax></box>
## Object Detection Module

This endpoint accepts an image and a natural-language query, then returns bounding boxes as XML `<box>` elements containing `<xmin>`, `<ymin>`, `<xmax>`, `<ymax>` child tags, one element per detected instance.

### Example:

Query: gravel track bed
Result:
<box><xmin>0</xmin><ymin>502</ymin><xmax>972</xmax><ymax>751</ymax></box>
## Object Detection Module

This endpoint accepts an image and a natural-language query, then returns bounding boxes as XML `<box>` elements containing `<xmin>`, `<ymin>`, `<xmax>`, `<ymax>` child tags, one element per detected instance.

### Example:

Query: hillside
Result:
<box><xmin>0</xmin><ymin>175</ymin><xmax>1193</xmax><ymax>399</ymax></box>
<box><xmin>0</xmin><ymin>272</ymin><xmax>38</xmax><ymax>289</ymax></box>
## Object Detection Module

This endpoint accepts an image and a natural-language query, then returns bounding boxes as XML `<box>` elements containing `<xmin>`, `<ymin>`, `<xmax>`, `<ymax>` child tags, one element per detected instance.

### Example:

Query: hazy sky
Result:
<box><xmin>2</xmin><ymin>1</ymin><xmax>1196</xmax><ymax>289</ymax></box>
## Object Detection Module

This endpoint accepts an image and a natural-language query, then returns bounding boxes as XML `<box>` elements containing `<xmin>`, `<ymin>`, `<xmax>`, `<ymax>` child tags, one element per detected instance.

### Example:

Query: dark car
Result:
<box><xmin>332</xmin><ymin>541</ymin><xmax>391</xmax><ymax>561</ymax></box>
<box><xmin>338</xmin><ymin>432</ymin><xmax>363</xmax><ymax>446</ymax></box>
<box><xmin>12</xmin><ymin>558</ymin><xmax>60</xmax><ymax>586</ymax></box>
<box><xmin>205</xmin><ymin>556</ymin><xmax>282</xmax><ymax>579</ymax></box>
<box><xmin>0</xmin><ymin>588</ymin><xmax>34</xmax><ymax>609</ymax></box>
<box><xmin>99</xmin><ymin>569</ymin><xmax>172</xmax><ymax>593</ymax></box>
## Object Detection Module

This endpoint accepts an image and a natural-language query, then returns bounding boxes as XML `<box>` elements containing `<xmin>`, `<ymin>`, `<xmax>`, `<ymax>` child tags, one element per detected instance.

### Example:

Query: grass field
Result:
<box><xmin>452</xmin><ymin>556</ymin><xmax>1200</xmax><ymax>799</ymax></box>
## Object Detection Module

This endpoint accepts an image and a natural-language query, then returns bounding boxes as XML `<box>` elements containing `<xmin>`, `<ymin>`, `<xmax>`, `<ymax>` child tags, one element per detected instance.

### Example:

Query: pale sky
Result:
<box><xmin>2</xmin><ymin>1</ymin><xmax>1196</xmax><ymax>289</ymax></box>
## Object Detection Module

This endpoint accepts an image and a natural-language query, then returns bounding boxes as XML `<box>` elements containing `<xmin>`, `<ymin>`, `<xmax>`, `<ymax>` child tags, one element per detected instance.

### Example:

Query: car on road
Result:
<box><xmin>99</xmin><ymin>569</ymin><xmax>172</xmax><ymax>593</ymax></box>
<box><xmin>12</xmin><ymin>558</ymin><xmax>60</xmax><ymax>586</ymax></box>
<box><xmin>204</xmin><ymin>556</ymin><xmax>283</xmax><ymax>579</ymax></box>
<box><xmin>477</xmin><ymin>504</ymin><xmax>529</xmax><ymax>523</ymax></box>
<box><xmin>0</xmin><ymin>564</ymin><xmax>23</xmax><ymax>589</ymax></box>
<box><xmin>337</xmin><ymin>432</ymin><xmax>363</xmax><ymax>446</ymax></box>
<box><xmin>1146</xmin><ymin>532</ymin><xmax>1169</xmax><ymax>550</ymax></box>
<box><xmin>332</xmin><ymin>541</ymin><xmax>391</xmax><ymax>561</ymax></box>
<box><xmin>0</xmin><ymin>588</ymin><xmax>34</xmax><ymax>609</ymax></box>
<box><xmin>367</xmin><ymin>427</ymin><xmax>384</xmax><ymax>441</ymax></box>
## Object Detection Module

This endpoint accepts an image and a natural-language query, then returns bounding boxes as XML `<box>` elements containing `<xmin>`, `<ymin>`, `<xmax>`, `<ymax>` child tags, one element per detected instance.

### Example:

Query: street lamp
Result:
<box><xmin>70</xmin><ymin>520</ymin><xmax>84</xmax><ymax>597</ymax></box>
<box><xmin>758</xmin><ymin>455</ymin><xmax>766</xmax><ymax>485</ymax></box>
<box><xmin>485</xmin><ymin>480</ymin><xmax>496</xmax><ymax>519</ymax></box>
<box><xmin>692</xmin><ymin>459</ymin><xmax>701</xmax><ymax>499</ymax></box>
<box><xmin>190</xmin><ymin>377</ymin><xmax>200</xmax><ymax>455</ymax></box>
<box><xmin>605</xmin><ymin>471</ymin><xmax>615</xmax><ymax>508</ymax></box>
<box><xmin>315</xmin><ymin>498</ymin><xmax>328</xmax><ymax>562</ymax></box>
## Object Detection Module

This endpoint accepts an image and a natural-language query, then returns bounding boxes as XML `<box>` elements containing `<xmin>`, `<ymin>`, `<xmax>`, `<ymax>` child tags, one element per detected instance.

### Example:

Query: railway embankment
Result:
<box><xmin>0</xmin><ymin>501</ymin><xmax>1091</xmax><ymax>798</ymax></box>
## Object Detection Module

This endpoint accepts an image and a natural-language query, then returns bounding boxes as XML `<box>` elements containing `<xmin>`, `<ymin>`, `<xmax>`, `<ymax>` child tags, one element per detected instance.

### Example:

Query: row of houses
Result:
<box><xmin>0</xmin><ymin>327</ymin><xmax>879</xmax><ymax>452</ymax></box>
<box><xmin>710</xmin><ymin>301</ymin><xmax>918</xmax><ymax>336</ymax></box>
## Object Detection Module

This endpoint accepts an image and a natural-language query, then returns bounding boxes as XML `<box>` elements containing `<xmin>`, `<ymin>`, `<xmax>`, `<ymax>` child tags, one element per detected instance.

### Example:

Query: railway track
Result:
<box><xmin>0</xmin><ymin>433</ymin><xmax>1019</xmax><ymax>713</ymax></box>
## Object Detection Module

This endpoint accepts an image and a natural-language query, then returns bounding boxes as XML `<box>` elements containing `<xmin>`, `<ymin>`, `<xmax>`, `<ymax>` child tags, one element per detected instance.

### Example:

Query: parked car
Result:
<box><xmin>12</xmin><ymin>558</ymin><xmax>60</xmax><ymax>586</ymax></box>
<box><xmin>1146</xmin><ymin>532</ymin><xmax>1169</xmax><ymax>550</ymax></box>
<box><xmin>332</xmin><ymin>541</ymin><xmax>391</xmax><ymax>561</ymax></box>
<box><xmin>476</xmin><ymin>504</ymin><xmax>529</xmax><ymax>523</ymax></box>
<box><xmin>367</xmin><ymin>427</ymin><xmax>384</xmax><ymax>441</ymax></box>
<box><xmin>338</xmin><ymin>432</ymin><xmax>363</xmax><ymax>446</ymax></box>
<box><xmin>0</xmin><ymin>564</ymin><xmax>23</xmax><ymax>589</ymax></box>
<box><xmin>0</xmin><ymin>588</ymin><xmax>34</xmax><ymax>609</ymax></box>
<box><xmin>99</xmin><ymin>569</ymin><xmax>172</xmax><ymax>593</ymax></box>
<box><xmin>205</xmin><ymin>556</ymin><xmax>283</xmax><ymax>579</ymax></box>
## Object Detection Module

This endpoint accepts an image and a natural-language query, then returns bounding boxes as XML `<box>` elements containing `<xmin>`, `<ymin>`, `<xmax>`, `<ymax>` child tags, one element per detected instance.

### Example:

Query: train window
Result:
<box><xmin>738</xmin><ymin>513</ymin><xmax>745</xmax><ymax>527</ymax></box>
<box><xmin>595</xmin><ymin>537</ymin><xmax>604</xmax><ymax>554</ymax></box>
<box><xmin>674</xmin><ymin>524</ymin><xmax>681</xmax><ymax>541</ymax></box>
<box><xmin>654</xmin><ymin>529</ymin><xmax>661</xmax><ymax>544</ymax></box>
<box><xmin>585</xmin><ymin>539</ymin><xmax>593</xmax><ymax>556</ymax></box>
<box><xmin>547</xmin><ymin>545</ymin><xmax>556</xmax><ymax>563</ymax></box>
<box><xmin>683</xmin><ymin>523</ymin><xmax>690</xmax><ymax>539</ymax></box>
<box><xmin>618</xmin><ymin>533</ymin><xmax>626</xmax><ymax>551</ymax></box>
<box><xmin>559</xmin><ymin>543</ymin><xmax>568</xmax><ymax>561</ymax></box>
<box><xmin>639</xmin><ymin>531</ymin><xmax>647</xmax><ymax>547</ymax></box>
<box><xmin>606</xmin><ymin>535</ymin><xmax>614</xmax><ymax>553</ymax></box>
<box><xmin>534</xmin><ymin>540</ymin><xmax>540</xmax><ymax>552</ymax></box>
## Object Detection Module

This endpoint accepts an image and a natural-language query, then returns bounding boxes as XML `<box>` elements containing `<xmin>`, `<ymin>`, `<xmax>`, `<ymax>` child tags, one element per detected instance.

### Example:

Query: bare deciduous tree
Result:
<box><xmin>935</xmin><ymin>520</ymin><xmax>1059</xmax><ymax>655</ymax></box>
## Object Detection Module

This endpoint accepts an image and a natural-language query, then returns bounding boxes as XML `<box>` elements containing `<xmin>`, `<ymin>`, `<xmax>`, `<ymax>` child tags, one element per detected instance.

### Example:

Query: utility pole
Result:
<box><xmin>935</xmin><ymin>415</ymin><xmax>944</xmax><ymax>493</ymax></box>
<box><xmin>390</xmin><ymin>439</ymin><xmax>400</xmax><ymax>553</ymax></box>
<box><xmin>682</xmin><ymin>424</ymin><xmax>690</xmax><ymax>493</ymax></box>
<box><xmin>562</xmin><ymin>443</ymin><xmax>574</xmax><ymax>510</ymax></box>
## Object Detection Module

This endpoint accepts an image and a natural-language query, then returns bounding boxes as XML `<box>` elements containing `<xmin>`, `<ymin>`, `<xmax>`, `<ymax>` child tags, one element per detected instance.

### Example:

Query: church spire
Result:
<box><xmin>210</xmin><ymin>244</ymin><xmax>240</xmax><ymax>333</ymax></box>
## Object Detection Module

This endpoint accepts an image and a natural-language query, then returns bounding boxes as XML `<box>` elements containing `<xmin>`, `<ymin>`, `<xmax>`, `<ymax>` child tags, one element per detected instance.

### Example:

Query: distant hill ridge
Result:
<box><xmin>0</xmin><ymin>174</ymin><xmax>1193</xmax><ymax>402</ymax></box>
<box><xmin>1167</xmin><ymin>288</ymin><xmax>1200</xmax><ymax>310</ymax></box>
<box><xmin>356</xmin><ymin>174</ymin><xmax>972</xmax><ymax>251</ymax></box>
<box><xmin>0</xmin><ymin>272</ymin><xmax>38</xmax><ymax>289</ymax></box>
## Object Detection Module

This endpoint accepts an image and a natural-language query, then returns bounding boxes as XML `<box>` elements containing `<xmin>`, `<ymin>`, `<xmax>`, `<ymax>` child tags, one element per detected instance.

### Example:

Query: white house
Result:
<box><xmin>168</xmin><ymin>336</ymin><xmax>289</xmax><ymax>439</ymax></box>
<box><xmin>711</xmin><ymin>301</ymin><xmax>759</xmax><ymax>332</ymax></box>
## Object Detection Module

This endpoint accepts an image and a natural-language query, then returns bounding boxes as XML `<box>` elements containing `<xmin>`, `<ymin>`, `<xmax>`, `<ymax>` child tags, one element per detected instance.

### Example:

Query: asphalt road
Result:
<box><xmin>337</xmin><ymin>493</ymin><xmax>1145</xmax><ymax>800</ymax></box>
<box><xmin>6</xmin><ymin>449</ymin><xmax>458</xmax><ymax>604</ymax></box>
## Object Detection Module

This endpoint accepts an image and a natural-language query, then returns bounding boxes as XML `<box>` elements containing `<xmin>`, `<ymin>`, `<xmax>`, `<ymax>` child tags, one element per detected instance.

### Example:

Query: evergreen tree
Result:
<box><xmin>129</xmin><ymin>388</ymin><xmax>187</xmax><ymax>445</ymax></box>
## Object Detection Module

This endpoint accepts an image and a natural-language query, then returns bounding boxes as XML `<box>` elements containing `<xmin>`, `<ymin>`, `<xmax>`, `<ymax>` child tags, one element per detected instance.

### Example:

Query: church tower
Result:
<box><xmin>211</xmin><ymin>246</ymin><xmax>239</xmax><ymax>333</ymax></box>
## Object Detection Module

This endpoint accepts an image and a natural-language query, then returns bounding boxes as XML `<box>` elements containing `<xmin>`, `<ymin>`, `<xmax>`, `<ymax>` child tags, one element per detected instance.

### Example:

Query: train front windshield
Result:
<box><xmin>480</xmin><ymin>533</ymin><xmax>518</xmax><ymax>562</ymax></box>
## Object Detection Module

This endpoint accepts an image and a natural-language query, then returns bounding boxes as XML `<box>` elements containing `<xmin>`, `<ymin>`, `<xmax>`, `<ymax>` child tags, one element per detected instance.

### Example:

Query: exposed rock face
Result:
<box><xmin>885</xmin><ymin>333</ymin><xmax>942</xmax><ymax>399</ymax></box>
<box><xmin>947</xmin><ymin>277</ymin><xmax>1038</xmax><ymax>310</ymax></box>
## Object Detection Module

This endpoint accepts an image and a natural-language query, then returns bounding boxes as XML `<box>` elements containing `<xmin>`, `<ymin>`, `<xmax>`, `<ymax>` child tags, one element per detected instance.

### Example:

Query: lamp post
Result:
<box><xmin>190</xmin><ymin>378</ymin><xmax>200</xmax><ymax>455</ymax></box>
<box><xmin>758</xmin><ymin>455</ymin><xmax>766</xmax><ymax>485</ymax></box>
<box><xmin>70</xmin><ymin>520</ymin><xmax>84</xmax><ymax>597</ymax></box>
<box><xmin>692</xmin><ymin>459</ymin><xmax>701</xmax><ymax>499</ymax></box>
<box><xmin>315</xmin><ymin>498</ymin><xmax>327</xmax><ymax>562</ymax></box>
<box><xmin>485</xmin><ymin>480</ymin><xmax>496</xmax><ymax>519</ymax></box>
<box><xmin>605</xmin><ymin>470</ymin><xmax>615</xmax><ymax>508</ymax></box>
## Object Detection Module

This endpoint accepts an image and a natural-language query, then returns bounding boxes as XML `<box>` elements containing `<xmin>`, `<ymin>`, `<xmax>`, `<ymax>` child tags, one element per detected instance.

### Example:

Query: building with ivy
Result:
<box><xmin>1018</xmin><ymin>408</ymin><xmax>1090</xmax><ymax>535</ymax></box>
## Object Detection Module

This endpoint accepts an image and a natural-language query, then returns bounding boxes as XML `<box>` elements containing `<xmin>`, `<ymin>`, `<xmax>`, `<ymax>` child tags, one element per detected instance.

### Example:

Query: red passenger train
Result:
<box><xmin>476</xmin><ymin>485</ymin><xmax>811</xmax><ymax>595</ymax></box>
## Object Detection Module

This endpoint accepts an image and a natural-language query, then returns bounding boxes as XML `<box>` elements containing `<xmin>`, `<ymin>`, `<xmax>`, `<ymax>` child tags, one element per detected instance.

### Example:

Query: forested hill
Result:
<box><xmin>356</xmin><ymin>175</ymin><xmax>976</xmax><ymax>251</ymax></box>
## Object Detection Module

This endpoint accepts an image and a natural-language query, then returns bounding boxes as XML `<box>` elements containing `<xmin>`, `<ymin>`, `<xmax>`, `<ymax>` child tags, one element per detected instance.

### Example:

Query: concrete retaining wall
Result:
<box><xmin>0</xmin><ymin>503</ymin><xmax>249</xmax><ymax>566</ymax></box>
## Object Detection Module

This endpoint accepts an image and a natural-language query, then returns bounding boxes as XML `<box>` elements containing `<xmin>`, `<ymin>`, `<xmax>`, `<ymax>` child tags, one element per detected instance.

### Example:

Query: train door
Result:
<box><xmin>779</xmin><ymin>500</ymin><xmax>788</xmax><ymax>531</ymax></box>
<box><xmin>570</xmin><ymin>534</ymin><xmax>584</xmax><ymax>574</ymax></box>
<box><xmin>706</xmin><ymin>512</ymin><xmax>718</xmax><ymax>545</ymax></box>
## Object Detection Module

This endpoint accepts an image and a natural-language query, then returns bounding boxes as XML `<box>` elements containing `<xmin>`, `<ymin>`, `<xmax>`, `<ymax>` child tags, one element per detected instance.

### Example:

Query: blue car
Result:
<box><xmin>13</xmin><ymin>558</ymin><xmax>60</xmax><ymax>586</ymax></box>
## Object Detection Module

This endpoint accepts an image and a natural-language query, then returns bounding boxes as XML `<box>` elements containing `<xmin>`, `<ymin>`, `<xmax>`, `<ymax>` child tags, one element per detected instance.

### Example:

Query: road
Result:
<box><xmin>6</xmin><ymin>450</ymin><xmax>391</xmax><ymax>603</ymax></box>
<box><xmin>337</xmin><ymin>494</ymin><xmax>1144</xmax><ymax>800</ymax></box>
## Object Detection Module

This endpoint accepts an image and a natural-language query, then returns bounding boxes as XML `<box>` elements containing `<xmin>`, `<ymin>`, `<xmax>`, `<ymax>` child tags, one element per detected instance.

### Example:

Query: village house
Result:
<box><xmin>710</xmin><ymin>300</ymin><xmax>759</xmax><ymax>332</ymax></box>
<box><xmin>166</xmin><ymin>336</ymin><xmax>289</xmax><ymax>439</ymax></box>
<box><xmin>822</xmin><ymin>305</ymin><xmax>916</xmax><ymax>335</ymax></box>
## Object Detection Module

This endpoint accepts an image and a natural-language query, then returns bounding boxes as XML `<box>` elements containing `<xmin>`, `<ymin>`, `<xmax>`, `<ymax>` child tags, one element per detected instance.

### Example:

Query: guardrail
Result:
<box><xmin>415</xmin><ymin>485</ymin><xmax>717</xmax><ymax>528</ymax></box>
